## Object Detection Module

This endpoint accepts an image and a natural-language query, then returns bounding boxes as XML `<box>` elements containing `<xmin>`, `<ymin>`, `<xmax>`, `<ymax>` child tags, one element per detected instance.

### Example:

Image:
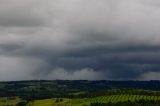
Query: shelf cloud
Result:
<box><xmin>0</xmin><ymin>0</ymin><xmax>160</xmax><ymax>80</ymax></box>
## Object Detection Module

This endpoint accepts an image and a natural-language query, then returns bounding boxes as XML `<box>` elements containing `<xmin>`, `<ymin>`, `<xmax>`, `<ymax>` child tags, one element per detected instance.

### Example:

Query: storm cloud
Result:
<box><xmin>0</xmin><ymin>0</ymin><xmax>160</xmax><ymax>80</ymax></box>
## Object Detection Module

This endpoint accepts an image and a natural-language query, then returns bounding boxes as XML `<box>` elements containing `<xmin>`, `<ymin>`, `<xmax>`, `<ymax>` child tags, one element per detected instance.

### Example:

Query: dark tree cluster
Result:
<box><xmin>1</xmin><ymin>80</ymin><xmax>160</xmax><ymax>100</ymax></box>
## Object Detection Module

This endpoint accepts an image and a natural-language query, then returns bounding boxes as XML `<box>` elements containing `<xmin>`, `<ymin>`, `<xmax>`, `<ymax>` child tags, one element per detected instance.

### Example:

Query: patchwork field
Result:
<box><xmin>1</xmin><ymin>95</ymin><xmax>160</xmax><ymax>106</ymax></box>
<box><xmin>1</xmin><ymin>81</ymin><xmax>160</xmax><ymax>106</ymax></box>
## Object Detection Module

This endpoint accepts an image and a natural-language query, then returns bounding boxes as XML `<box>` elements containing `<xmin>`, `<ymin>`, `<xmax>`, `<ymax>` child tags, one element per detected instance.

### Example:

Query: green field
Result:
<box><xmin>0</xmin><ymin>97</ymin><xmax>20</xmax><ymax>106</ymax></box>
<box><xmin>1</xmin><ymin>95</ymin><xmax>160</xmax><ymax>106</ymax></box>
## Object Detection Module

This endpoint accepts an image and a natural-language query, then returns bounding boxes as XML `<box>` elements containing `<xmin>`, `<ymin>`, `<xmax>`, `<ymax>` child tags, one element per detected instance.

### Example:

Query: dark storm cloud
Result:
<box><xmin>1</xmin><ymin>0</ymin><xmax>160</xmax><ymax>80</ymax></box>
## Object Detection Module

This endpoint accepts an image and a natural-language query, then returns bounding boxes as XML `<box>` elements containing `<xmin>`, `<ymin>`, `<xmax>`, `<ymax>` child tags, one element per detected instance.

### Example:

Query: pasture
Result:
<box><xmin>1</xmin><ymin>95</ymin><xmax>160</xmax><ymax>106</ymax></box>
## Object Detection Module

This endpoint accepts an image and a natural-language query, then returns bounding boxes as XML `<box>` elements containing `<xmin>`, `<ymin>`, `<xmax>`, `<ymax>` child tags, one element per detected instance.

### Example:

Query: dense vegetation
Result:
<box><xmin>1</xmin><ymin>80</ymin><xmax>160</xmax><ymax>106</ymax></box>
<box><xmin>1</xmin><ymin>80</ymin><xmax>160</xmax><ymax>99</ymax></box>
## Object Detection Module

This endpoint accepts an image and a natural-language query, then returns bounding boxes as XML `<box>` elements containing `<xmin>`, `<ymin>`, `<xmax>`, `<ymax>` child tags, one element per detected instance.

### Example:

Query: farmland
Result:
<box><xmin>1</xmin><ymin>80</ymin><xmax>160</xmax><ymax>106</ymax></box>
<box><xmin>1</xmin><ymin>95</ymin><xmax>160</xmax><ymax>106</ymax></box>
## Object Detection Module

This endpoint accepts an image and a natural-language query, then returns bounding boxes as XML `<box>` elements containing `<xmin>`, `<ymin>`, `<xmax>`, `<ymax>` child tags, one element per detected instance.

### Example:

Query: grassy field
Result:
<box><xmin>1</xmin><ymin>95</ymin><xmax>160</xmax><ymax>106</ymax></box>
<box><xmin>0</xmin><ymin>97</ymin><xmax>20</xmax><ymax>106</ymax></box>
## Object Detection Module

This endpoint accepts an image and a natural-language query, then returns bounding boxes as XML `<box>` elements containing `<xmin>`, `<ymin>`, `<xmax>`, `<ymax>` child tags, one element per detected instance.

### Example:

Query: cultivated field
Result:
<box><xmin>1</xmin><ymin>95</ymin><xmax>160</xmax><ymax>106</ymax></box>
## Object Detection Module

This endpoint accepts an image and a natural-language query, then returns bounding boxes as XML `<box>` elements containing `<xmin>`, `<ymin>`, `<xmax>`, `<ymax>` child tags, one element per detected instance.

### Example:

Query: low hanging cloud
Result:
<box><xmin>46</xmin><ymin>68</ymin><xmax>105</xmax><ymax>80</ymax></box>
<box><xmin>0</xmin><ymin>0</ymin><xmax>160</xmax><ymax>80</ymax></box>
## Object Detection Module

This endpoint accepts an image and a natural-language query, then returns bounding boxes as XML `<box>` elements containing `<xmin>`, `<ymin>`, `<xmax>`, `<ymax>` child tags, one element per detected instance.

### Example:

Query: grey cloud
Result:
<box><xmin>46</xmin><ymin>68</ymin><xmax>105</xmax><ymax>80</ymax></box>
<box><xmin>0</xmin><ymin>55</ymin><xmax>52</xmax><ymax>81</ymax></box>
<box><xmin>0</xmin><ymin>0</ymin><xmax>160</xmax><ymax>80</ymax></box>
<box><xmin>0</xmin><ymin>0</ymin><xmax>52</xmax><ymax>27</ymax></box>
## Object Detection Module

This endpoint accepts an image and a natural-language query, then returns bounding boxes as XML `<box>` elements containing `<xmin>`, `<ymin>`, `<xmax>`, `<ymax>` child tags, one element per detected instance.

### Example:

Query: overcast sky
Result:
<box><xmin>1</xmin><ymin>0</ymin><xmax>160</xmax><ymax>81</ymax></box>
